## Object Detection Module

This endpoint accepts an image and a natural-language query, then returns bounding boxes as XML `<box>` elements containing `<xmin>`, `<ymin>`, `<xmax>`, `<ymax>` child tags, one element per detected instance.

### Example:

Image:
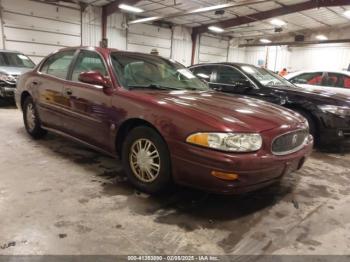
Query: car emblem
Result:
<box><xmin>292</xmin><ymin>134</ymin><xmax>298</xmax><ymax>145</ymax></box>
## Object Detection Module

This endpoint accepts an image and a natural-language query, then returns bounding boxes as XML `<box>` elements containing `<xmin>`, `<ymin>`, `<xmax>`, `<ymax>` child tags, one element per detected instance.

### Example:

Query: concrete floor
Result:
<box><xmin>1</xmin><ymin>102</ymin><xmax>350</xmax><ymax>255</ymax></box>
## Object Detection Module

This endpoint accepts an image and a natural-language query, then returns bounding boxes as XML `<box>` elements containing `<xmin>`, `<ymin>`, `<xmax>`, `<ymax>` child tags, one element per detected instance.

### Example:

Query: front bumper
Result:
<box><xmin>0</xmin><ymin>85</ymin><xmax>16</xmax><ymax>98</ymax></box>
<box><xmin>168</xmin><ymin>135</ymin><xmax>313</xmax><ymax>194</ymax></box>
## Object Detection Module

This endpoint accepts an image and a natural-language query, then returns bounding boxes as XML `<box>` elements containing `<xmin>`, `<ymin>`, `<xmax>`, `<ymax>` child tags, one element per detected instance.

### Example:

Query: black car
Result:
<box><xmin>189</xmin><ymin>63</ymin><xmax>350</xmax><ymax>147</ymax></box>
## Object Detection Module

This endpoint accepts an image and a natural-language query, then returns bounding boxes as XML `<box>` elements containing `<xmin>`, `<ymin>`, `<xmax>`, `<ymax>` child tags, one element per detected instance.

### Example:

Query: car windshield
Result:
<box><xmin>111</xmin><ymin>52</ymin><xmax>209</xmax><ymax>91</ymax></box>
<box><xmin>0</xmin><ymin>52</ymin><xmax>35</xmax><ymax>68</ymax></box>
<box><xmin>240</xmin><ymin>65</ymin><xmax>294</xmax><ymax>88</ymax></box>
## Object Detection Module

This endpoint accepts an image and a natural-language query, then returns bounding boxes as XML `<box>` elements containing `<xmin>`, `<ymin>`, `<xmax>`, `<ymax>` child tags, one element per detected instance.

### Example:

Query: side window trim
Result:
<box><xmin>38</xmin><ymin>49</ymin><xmax>78</xmax><ymax>80</ymax></box>
<box><xmin>211</xmin><ymin>65</ymin><xmax>258</xmax><ymax>89</ymax></box>
<box><xmin>67</xmin><ymin>49</ymin><xmax>110</xmax><ymax>84</ymax></box>
<box><xmin>191</xmin><ymin>65</ymin><xmax>215</xmax><ymax>83</ymax></box>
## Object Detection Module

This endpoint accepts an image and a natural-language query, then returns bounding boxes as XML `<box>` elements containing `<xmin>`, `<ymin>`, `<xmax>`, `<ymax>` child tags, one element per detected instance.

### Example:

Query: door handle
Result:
<box><xmin>64</xmin><ymin>88</ymin><xmax>73</xmax><ymax>96</ymax></box>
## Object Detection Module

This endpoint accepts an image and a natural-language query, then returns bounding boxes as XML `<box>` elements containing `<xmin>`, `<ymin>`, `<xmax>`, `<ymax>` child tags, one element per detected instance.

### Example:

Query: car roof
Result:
<box><xmin>190</xmin><ymin>62</ymin><xmax>252</xmax><ymax>68</ymax></box>
<box><xmin>287</xmin><ymin>70</ymin><xmax>350</xmax><ymax>77</ymax></box>
<box><xmin>0</xmin><ymin>49</ymin><xmax>21</xmax><ymax>54</ymax></box>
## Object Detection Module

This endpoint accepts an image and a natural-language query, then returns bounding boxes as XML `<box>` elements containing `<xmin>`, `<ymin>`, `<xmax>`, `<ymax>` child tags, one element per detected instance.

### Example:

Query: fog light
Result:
<box><xmin>211</xmin><ymin>171</ymin><xmax>239</xmax><ymax>181</ymax></box>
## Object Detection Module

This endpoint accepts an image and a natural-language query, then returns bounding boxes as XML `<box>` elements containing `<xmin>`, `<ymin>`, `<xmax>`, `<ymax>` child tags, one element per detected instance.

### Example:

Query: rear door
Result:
<box><xmin>60</xmin><ymin>49</ymin><xmax>113</xmax><ymax>152</ymax></box>
<box><xmin>35</xmin><ymin>50</ymin><xmax>76</xmax><ymax>131</ymax></box>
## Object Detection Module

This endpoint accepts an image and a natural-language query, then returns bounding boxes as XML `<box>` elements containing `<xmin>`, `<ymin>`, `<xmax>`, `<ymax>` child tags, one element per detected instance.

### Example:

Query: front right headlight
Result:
<box><xmin>318</xmin><ymin>105</ymin><xmax>350</xmax><ymax>117</ymax></box>
<box><xmin>186</xmin><ymin>132</ymin><xmax>262</xmax><ymax>152</ymax></box>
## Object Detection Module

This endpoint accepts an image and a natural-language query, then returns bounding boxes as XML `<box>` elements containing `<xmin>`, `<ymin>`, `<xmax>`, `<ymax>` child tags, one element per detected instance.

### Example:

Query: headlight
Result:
<box><xmin>0</xmin><ymin>73</ymin><xmax>16</xmax><ymax>83</ymax></box>
<box><xmin>186</xmin><ymin>132</ymin><xmax>262</xmax><ymax>152</ymax></box>
<box><xmin>318</xmin><ymin>105</ymin><xmax>350</xmax><ymax>117</ymax></box>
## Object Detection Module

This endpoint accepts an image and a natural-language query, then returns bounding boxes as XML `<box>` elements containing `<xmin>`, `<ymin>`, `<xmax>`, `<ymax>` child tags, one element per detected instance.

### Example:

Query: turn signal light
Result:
<box><xmin>211</xmin><ymin>171</ymin><xmax>239</xmax><ymax>181</ymax></box>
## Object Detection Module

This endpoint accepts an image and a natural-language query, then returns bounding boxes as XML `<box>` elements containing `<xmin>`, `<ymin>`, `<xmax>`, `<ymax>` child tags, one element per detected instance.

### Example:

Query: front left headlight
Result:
<box><xmin>186</xmin><ymin>132</ymin><xmax>262</xmax><ymax>152</ymax></box>
<box><xmin>0</xmin><ymin>73</ymin><xmax>16</xmax><ymax>83</ymax></box>
<box><xmin>318</xmin><ymin>105</ymin><xmax>350</xmax><ymax>117</ymax></box>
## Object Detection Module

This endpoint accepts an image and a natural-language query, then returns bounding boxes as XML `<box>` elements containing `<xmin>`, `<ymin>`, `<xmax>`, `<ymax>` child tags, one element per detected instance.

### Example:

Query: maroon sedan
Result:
<box><xmin>15</xmin><ymin>47</ymin><xmax>313</xmax><ymax>194</ymax></box>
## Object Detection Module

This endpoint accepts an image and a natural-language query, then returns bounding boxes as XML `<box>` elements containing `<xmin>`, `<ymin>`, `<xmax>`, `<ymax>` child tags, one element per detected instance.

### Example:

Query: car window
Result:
<box><xmin>111</xmin><ymin>52</ymin><xmax>208</xmax><ymax>91</ymax></box>
<box><xmin>291</xmin><ymin>72</ymin><xmax>323</xmax><ymax>85</ymax></box>
<box><xmin>191</xmin><ymin>66</ymin><xmax>214</xmax><ymax>82</ymax></box>
<box><xmin>215</xmin><ymin>66</ymin><xmax>247</xmax><ymax>84</ymax></box>
<box><xmin>41</xmin><ymin>50</ymin><xmax>76</xmax><ymax>79</ymax></box>
<box><xmin>71</xmin><ymin>50</ymin><xmax>107</xmax><ymax>82</ymax></box>
<box><xmin>0</xmin><ymin>52</ymin><xmax>35</xmax><ymax>68</ymax></box>
<box><xmin>326</xmin><ymin>73</ymin><xmax>350</xmax><ymax>88</ymax></box>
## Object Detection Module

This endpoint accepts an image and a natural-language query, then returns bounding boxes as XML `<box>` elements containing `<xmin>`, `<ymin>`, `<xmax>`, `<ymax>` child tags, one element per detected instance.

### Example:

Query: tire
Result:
<box><xmin>295</xmin><ymin>109</ymin><xmax>317</xmax><ymax>143</ymax></box>
<box><xmin>23</xmin><ymin>96</ymin><xmax>47</xmax><ymax>139</ymax></box>
<box><xmin>121</xmin><ymin>126</ymin><xmax>172</xmax><ymax>194</ymax></box>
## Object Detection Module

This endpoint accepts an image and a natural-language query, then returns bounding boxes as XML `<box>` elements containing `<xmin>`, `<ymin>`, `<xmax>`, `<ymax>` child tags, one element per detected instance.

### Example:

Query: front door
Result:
<box><xmin>61</xmin><ymin>50</ymin><xmax>113</xmax><ymax>152</ymax></box>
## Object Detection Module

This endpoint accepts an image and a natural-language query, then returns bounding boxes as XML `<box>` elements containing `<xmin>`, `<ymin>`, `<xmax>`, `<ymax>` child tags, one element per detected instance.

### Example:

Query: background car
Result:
<box><xmin>286</xmin><ymin>70</ymin><xmax>350</xmax><ymax>95</ymax></box>
<box><xmin>189</xmin><ymin>63</ymin><xmax>350</xmax><ymax>147</ymax></box>
<box><xmin>16</xmin><ymin>47</ymin><xmax>312</xmax><ymax>195</ymax></box>
<box><xmin>0</xmin><ymin>50</ymin><xmax>35</xmax><ymax>99</ymax></box>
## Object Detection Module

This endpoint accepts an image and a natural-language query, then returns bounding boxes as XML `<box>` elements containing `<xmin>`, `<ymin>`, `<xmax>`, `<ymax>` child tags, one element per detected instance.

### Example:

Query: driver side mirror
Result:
<box><xmin>79</xmin><ymin>71</ymin><xmax>112</xmax><ymax>90</ymax></box>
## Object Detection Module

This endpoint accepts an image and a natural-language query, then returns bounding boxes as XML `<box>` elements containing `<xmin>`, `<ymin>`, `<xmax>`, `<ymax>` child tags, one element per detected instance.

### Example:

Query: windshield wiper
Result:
<box><xmin>127</xmin><ymin>84</ymin><xmax>179</xmax><ymax>91</ymax></box>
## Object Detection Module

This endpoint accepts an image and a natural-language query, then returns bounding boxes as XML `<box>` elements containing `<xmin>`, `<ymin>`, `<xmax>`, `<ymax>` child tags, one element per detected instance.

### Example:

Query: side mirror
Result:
<box><xmin>232</xmin><ymin>79</ymin><xmax>254</xmax><ymax>90</ymax></box>
<box><xmin>79</xmin><ymin>71</ymin><xmax>112</xmax><ymax>89</ymax></box>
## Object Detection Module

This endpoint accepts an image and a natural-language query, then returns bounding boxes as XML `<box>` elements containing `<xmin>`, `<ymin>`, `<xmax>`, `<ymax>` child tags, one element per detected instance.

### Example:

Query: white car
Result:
<box><xmin>285</xmin><ymin>70</ymin><xmax>350</xmax><ymax>96</ymax></box>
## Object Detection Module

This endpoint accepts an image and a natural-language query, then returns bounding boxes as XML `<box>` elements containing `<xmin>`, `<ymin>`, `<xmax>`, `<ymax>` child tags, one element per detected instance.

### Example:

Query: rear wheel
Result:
<box><xmin>23</xmin><ymin>96</ymin><xmax>47</xmax><ymax>139</ymax></box>
<box><xmin>122</xmin><ymin>126</ymin><xmax>172</xmax><ymax>194</ymax></box>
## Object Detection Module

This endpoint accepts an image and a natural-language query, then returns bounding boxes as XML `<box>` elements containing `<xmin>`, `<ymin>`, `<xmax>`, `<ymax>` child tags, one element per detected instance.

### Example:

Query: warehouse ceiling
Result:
<box><xmin>45</xmin><ymin>0</ymin><xmax>350</xmax><ymax>39</ymax></box>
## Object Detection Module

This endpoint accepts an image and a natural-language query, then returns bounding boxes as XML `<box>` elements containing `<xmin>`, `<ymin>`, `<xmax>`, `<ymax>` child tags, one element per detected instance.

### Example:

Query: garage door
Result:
<box><xmin>1</xmin><ymin>0</ymin><xmax>81</xmax><ymax>64</ymax></box>
<box><xmin>198</xmin><ymin>34</ymin><xmax>229</xmax><ymax>63</ymax></box>
<box><xmin>127</xmin><ymin>24</ymin><xmax>172</xmax><ymax>58</ymax></box>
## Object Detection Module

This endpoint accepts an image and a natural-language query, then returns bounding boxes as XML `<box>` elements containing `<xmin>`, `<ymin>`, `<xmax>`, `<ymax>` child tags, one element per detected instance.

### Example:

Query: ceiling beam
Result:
<box><xmin>193</xmin><ymin>0</ymin><xmax>350</xmax><ymax>35</ymax></box>
<box><xmin>101</xmin><ymin>0</ymin><xmax>140</xmax><ymax>39</ymax></box>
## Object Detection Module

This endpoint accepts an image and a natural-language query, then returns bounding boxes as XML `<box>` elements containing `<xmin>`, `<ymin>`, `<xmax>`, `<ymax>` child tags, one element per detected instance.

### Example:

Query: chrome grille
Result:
<box><xmin>272</xmin><ymin>129</ymin><xmax>309</xmax><ymax>155</ymax></box>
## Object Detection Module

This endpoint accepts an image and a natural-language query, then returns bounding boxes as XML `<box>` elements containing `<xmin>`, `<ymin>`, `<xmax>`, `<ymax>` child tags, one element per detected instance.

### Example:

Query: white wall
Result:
<box><xmin>172</xmin><ymin>26</ymin><xmax>192</xmax><ymax>66</ymax></box>
<box><xmin>82</xmin><ymin>5</ymin><xmax>101</xmax><ymax>47</ymax></box>
<box><xmin>198</xmin><ymin>34</ymin><xmax>229</xmax><ymax>63</ymax></box>
<box><xmin>105</xmin><ymin>13</ymin><xmax>194</xmax><ymax>65</ymax></box>
<box><xmin>234</xmin><ymin>43</ymin><xmax>350</xmax><ymax>72</ymax></box>
<box><xmin>0</xmin><ymin>0</ymin><xmax>82</xmax><ymax>64</ymax></box>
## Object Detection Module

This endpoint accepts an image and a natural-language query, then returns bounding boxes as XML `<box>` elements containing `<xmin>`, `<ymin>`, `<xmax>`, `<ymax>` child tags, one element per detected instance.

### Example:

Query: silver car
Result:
<box><xmin>0</xmin><ymin>50</ymin><xmax>35</xmax><ymax>99</ymax></box>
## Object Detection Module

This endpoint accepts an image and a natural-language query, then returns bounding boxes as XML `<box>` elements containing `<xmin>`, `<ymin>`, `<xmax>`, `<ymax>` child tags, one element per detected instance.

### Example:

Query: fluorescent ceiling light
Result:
<box><xmin>270</xmin><ymin>19</ymin><xmax>286</xmax><ymax>26</ymax></box>
<box><xmin>191</xmin><ymin>4</ymin><xmax>228</xmax><ymax>13</ymax></box>
<box><xmin>344</xmin><ymin>10</ymin><xmax>350</xmax><ymax>18</ymax></box>
<box><xmin>260</xmin><ymin>38</ymin><xmax>272</xmax><ymax>43</ymax></box>
<box><xmin>129</xmin><ymin>16</ymin><xmax>160</xmax><ymax>24</ymax></box>
<box><xmin>316</xmin><ymin>34</ymin><xmax>328</xmax><ymax>41</ymax></box>
<box><xmin>118</xmin><ymin>4</ymin><xmax>143</xmax><ymax>13</ymax></box>
<box><xmin>208</xmin><ymin>26</ymin><xmax>224</xmax><ymax>33</ymax></box>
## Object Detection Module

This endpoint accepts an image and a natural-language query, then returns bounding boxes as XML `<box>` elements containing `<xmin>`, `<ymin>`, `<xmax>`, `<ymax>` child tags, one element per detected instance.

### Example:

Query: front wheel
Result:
<box><xmin>295</xmin><ymin>109</ymin><xmax>317</xmax><ymax>143</ymax></box>
<box><xmin>23</xmin><ymin>96</ymin><xmax>47</xmax><ymax>139</ymax></box>
<box><xmin>122</xmin><ymin>126</ymin><xmax>172</xmax><ymax>194</ymax></box>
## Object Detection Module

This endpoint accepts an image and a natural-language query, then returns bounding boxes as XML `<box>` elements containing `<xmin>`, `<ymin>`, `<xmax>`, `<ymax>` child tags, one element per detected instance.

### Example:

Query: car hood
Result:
<box><xmin>272</xmin><ymin>85</ymin><xmax>350</xmax><ymax>105</ymax></box>
<box><xmin>143</xmin><ymin>90</ymin><xmax>304</xmax><ymax>132</ymax></box>
<box><xmin>294</xmin><ymin>84</ymin><xmax>350</xmax><ymax>97</ymax></box>
<box><xmin>0</xmin><ymin>66</ymin><xmax>32</xmax><ymax>76</ymax></box>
